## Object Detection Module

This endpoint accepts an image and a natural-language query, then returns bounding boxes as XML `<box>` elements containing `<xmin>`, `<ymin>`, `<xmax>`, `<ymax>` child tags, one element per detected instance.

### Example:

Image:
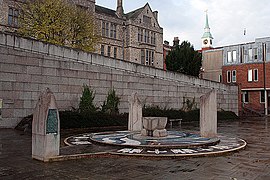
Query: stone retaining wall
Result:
<box><xmin>0</xmin><ymin>33</ymin><xmax>238</xmax><ymax>128</ymax></box>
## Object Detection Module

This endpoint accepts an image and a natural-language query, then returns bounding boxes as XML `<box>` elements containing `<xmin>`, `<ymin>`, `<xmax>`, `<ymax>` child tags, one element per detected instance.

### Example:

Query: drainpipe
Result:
<box><xmin>263</xmin><ymin>43</ymin><xmax>268</xmax><ymax>116</ymax></box>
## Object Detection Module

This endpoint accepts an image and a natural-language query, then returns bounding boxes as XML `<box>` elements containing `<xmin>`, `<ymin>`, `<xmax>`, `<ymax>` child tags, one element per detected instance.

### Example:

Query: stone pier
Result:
<box><xmin>200</xmin><ymin>90</ymin><xmax>217</xmax><ymax>138</ymax></box>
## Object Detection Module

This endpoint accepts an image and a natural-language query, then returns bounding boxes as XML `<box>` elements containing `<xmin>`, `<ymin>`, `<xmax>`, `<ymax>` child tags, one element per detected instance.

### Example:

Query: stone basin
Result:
<box><xmin>141</xmin><ymin>117</ymin><xmax>168</xmax><ymax>137</ymax></box>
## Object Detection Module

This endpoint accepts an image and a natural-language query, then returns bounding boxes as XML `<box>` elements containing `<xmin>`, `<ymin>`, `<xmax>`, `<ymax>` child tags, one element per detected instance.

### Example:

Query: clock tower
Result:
<box><xmin>201</xmin><ymin>11</ymin><xmax>213</xmax><ymax>49</ymax></box>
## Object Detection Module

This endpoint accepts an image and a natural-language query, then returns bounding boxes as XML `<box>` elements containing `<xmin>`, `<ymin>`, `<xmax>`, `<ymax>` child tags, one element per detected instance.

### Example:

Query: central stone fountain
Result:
<box><xmin>141</xmin><ymin>117</ymin><xmax>168</xmax><ymax>137</ymax></box>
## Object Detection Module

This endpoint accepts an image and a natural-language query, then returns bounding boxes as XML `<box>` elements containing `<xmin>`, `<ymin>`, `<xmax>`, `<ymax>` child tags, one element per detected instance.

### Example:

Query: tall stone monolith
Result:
<box><xmin>128</xmin><ymin>92</ymin><xmax>142</xmax><ymax>131</ymax></box>
<box><xmin>32</xmin><ymin>88</ymin><xmax>60</xmax><ymax>162</ymax></box>
<box><xmin>200</xmin><ymin>90</ymin><xmax>217</xmax><ymax>138</ymax></box>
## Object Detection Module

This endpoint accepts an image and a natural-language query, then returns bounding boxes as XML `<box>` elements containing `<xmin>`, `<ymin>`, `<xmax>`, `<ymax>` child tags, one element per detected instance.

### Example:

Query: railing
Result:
<box><xmin>242</xmin><ymin>106</ymin><xmax>264</xmax><ymax>117</ymax></box>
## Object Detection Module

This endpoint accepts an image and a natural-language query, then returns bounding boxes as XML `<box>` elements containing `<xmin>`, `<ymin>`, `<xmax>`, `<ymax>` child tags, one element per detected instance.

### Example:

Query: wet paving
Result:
<box><xmin>1</xmin><ymin>117</ymin><xmax>270</xmax><ymax>180</ymax></box>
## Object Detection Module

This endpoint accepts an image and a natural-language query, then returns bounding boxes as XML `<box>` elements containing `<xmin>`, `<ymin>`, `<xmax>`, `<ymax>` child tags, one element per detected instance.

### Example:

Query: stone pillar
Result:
<box><xmin>200</xmin><ymin>90</ymin><xmax>217</xmax><ymax>138</ymax></box>
<box><xmin>128</xmin><ymin>92</ymin><xmax>142</xmax><ymax>131</ymax></box>
<box><xmin>32</xmin><ymin>88</ymin><xmax>60</xmax><ymax>162</ymax></box>
<box><xmin>116</xmin><ymin>0</ymin><xmax>124</xmax><ymax>18</ymax></box>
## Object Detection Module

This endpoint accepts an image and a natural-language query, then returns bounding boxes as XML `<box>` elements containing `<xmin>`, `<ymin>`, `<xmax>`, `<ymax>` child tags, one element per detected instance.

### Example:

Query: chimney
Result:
<box><xmin>116</xmin><ymin>0</ymin><xmax>124</xmax><ymax>18</ymax></box>
<box><xmin>173</xmin><ymin>37</ymin><xmax>180</xmax><ymax>46</ymax></box>
<box><xmin>164</xmin><ymin>40</ymin><xmax>169</xmax><ymax>46</ymax></box>
<box><xmin>153</xmin><ymin>11</ymin><xmax>158</xmax><ymax>20</ymax></box>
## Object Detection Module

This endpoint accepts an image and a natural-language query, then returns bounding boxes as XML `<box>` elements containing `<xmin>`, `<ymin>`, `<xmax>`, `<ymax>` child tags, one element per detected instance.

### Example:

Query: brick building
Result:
<box><xmin>222</xmin><ymin>38</ymin><xmax>270</xmax><ymax>115</ymax></box>
<box><xmin>200</xmin><ymin>11</ymin><xmax>270</xmax><ymax>115</ymax></box>
<box><xmin>0</xmin><ymin>0</ymin><xmax>164</xmax><ymax>69</ymax></box>
<box><xmin>202</xmin><ymin>38</ymin><xmax>270</xmax><ymax>115</ymax></box>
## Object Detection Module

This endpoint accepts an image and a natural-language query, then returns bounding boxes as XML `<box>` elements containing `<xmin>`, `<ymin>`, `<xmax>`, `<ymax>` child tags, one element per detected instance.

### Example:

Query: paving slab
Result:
<box><xmin>0</xmin><ymin>117</ymin><xmax>270</xmax><ymax>179</ymax></box>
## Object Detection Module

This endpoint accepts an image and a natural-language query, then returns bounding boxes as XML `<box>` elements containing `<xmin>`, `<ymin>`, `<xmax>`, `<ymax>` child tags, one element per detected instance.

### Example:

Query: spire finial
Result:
<box><xmin>204</xmin><ymin>9</ymin><xmax>210</xmax><ymax>29</ymax></box>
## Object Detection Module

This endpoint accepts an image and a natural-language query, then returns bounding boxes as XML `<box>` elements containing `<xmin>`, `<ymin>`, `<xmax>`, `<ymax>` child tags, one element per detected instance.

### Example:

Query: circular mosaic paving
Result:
<box><xmin>64</xmin><ymin>131</ymin><xmax>246</xmax><ymax>157</ymax></box>
<box><xmin>89</xmin><ymin>131</ymin><xmax>220</xmax><ymax>149</ymax></box>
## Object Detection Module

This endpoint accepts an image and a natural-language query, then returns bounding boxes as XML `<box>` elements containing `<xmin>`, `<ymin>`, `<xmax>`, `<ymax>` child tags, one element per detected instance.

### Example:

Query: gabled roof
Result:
<box><xmin>125</xmin><ymin>7</ymin><xmax>144</xmax><ymax>19</ymax></box>
<box><xmin>95</xmin><ymin>5</ymin><xmax>117</xmax><ymax>17</ymax></box>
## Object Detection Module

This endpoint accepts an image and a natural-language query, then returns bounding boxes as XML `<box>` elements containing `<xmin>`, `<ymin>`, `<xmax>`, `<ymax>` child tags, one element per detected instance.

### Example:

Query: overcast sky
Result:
<box><xmin>96</xmin><ymin>0</ymin><xmax>270</xmax><ymax>50</ymax></box>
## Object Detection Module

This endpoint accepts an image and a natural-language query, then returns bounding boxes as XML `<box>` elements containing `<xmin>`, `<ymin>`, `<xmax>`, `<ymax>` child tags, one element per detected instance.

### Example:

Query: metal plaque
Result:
<box><xmin>46</xmin><ymin>109</ymin><xmax>58</xmax><ymax>134</ymax></box>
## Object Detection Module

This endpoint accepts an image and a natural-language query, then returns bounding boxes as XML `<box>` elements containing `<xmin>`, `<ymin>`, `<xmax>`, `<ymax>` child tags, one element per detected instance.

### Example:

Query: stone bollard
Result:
<box><xmin>128</xmin><ymin>92</ymin><xmax>142</xmax><ymax>131</ymax></box>
<box><xmin>200</xmin><ymin>90</ymin><xmax>217</xmax><ymax>138</ymax></box>
<box><xmin>32</xmin><ymin>88</ymin><xmax>60</xmax><ymax>162</ymax></box>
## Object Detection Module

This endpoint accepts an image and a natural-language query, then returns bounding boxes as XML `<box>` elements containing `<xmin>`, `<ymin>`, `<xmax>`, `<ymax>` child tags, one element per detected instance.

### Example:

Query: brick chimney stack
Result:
<box><xmin>116</xmin><ymin>0</ymin><xmax>124</xmax><ymax>18</ymax></box>
<box><xmin>173</xmin><ymin>37</ymin><xmax>180</xmax><ymax>47</ymax></box>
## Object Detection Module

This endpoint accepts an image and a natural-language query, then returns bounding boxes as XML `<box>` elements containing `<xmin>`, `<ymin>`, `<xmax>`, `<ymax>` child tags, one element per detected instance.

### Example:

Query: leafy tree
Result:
<box><xmin>101</xmin><ymin>88</ymin><xmax>120</xmax><ymax>115</ymax></box>
<box><xmin>79</xmin><ymin>85</ymin><xmax>97</xmax><ymax>113</ymax></box>
<box><xmin>166</xmin><ymin>41</ymin><xmax>202</xmax><ymax>77</ymax></box>
<box><xmin>18</xmin><ymin>0</ymin><xmax>99</xmax><ymax>52</ymax></box>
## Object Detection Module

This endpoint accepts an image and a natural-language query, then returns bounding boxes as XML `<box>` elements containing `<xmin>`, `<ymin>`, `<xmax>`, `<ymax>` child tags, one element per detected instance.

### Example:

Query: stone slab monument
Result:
<box><xmin>128</xmin><ymin>92</ymin><xmax>142</xmax><ymax>131</ymax></box>
<box><xmin>200</xmin><ymin>90</ymin><xmax>217</xmax><ymax>138</ymax></box>
<box><xmin>32</xmin><ymin>88</ymin><xmax>60</xmax><ymax>162</ymax></box>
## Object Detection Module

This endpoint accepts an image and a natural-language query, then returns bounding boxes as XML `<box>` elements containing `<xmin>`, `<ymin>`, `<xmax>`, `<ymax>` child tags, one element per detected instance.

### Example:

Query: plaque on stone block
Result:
<box><xmin>46</xmin><ymin>109</ymin><xmax>58</xmax><ymax>134</ymax></box>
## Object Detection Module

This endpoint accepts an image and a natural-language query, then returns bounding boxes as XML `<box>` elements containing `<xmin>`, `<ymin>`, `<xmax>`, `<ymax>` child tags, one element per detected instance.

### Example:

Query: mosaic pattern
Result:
<box><xmin>113</xmin><ymin>136</ymin><xmax>246</xmax><ymax>156</ymax></box>
<box><xmin>89</xmin><ymin>131</ymin><xmax>219</xmax><ymax>148</ymax></box>
<box><xmin>65</xmin><ymin>131</ymin><xmax>246</xmax><ymax>157</ymax></box>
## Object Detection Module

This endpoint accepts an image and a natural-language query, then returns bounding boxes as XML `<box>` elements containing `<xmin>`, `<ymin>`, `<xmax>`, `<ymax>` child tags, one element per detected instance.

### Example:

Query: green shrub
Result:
<box><xmin>60</xmin><ymin>110</ymin><xmax>128</xmax><ymax>129</ymax></box>
<box><xmin>101</xmin><ymin>88</ymin><xmax>120</xmax><ymax>115</ymax></box>
<box><xmin>143</xmin><ymin>105</ymin><xmax>237</xmax><ymax>122</ymax></box>
<box><xmin>79</xmin><ymin>85</ymin><xmax>97</xmax><ymax>113</ymax></box>
<box><xmin>218</xmin><ymin>110</ymin><xmax>239</xmax><ymax>120</ymax></box>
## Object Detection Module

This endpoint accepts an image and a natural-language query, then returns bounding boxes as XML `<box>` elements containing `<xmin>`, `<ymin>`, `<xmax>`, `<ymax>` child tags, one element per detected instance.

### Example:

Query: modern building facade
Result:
<box><xmin>222</xmin><ymin>38</ymin><xmax>270</xmax><ymax>115</ymax></box>
<box><xmin>201</xmin><ymin>11</ymin><xmax>270</xmax><ymax>115</ymax></box>
<box><xmin>0</xmin><ymin>0</ymin><xmax>164</xmax><ymax>69</ymax></box>
<box><xmin>202</xmin><ymin>37</ymin><xmax>270</xmax><ymax>115</ymax></box>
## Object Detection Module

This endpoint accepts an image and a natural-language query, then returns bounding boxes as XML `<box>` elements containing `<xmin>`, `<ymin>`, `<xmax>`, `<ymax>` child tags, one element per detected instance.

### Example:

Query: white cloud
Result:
<box><xmin>96</xmin><ymin>0</ymin><xmax>270</xmax><ymax>49</ymax></box>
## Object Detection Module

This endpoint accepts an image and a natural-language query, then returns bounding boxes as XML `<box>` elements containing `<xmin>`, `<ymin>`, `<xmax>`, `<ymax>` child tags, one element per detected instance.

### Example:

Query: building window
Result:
<box><xmin>232</xmin><ymin>50</ymin><xmax>237</xmax><ymax>62</ymax></box>
<box><xmin>151</xmin><ymin>32</ymin><xmax>156</xmax><ymax>45</ymax></box>
<box><xmin>227</xmin><ymin>70</ymin><xmax>231</xmax><ymax>83</ymax></box>
<box><xmin>138</xmin><ymin>28</ymin><xmax>143</xmax><ymax>42</ymax></box>
<box><xmin>105</xmin><ymin>22</ymin><xmax>109</xmax><ymax>37</ymax></box>
<box><xmin>240</xmin><ymin>47</ymin><xmax>244</xmax><ymax>63</ymax></box>
<box><xmin>141</xmin><ymin>49</ymin><xmax>145</xmax><ymax>64</ymax></box>
<box><xmin>102</xmin><ymin>22</ymin><xmax>105</xmax><ymax>36</ymax></box>
<box><xmin>227</xmin><ymin>51</ymin><xmax>232</xmax><ymax>63</ymax></box>
<box><xmin>248</xmin><ymin>48</ymin><xmax>253</xmax><ymax>61</ymax></box>
<box><xmin>101</xmin><ymin>45</ymin><xmax>104</xmax><ymax>56</ymax></box>
<box><xmin>0</xmin><ymin>99</ymin><xmax>2</xmax><ymax>119</ymax></box>
<box><xmin>138</xmin><ymin>28</ymin><xmax>140</xmax><ymax>42</ymax></box>
<box><xmin>242</xmin><ymin>91</ymin><xmax>249</xmax><ymax>103</ymax></box>
<box><xmin>219</xmin><ymin>75</ymin><xmax>222</xmax><ymax>83</ymax></box>
<box><xmin>110</xmin><ymin>23</ymin><xmax>117</xmax><ymax>39</ymax></box>
<box><xmin>8</xmin><ymin>7</ymin><xmax>19</xmax><ymax>27</ymax></box>
<box><xmin>232</xmin><ymin>70</ymin><xmax>236</xmax><ymax>82</ymax></box>
<box><xmin>260</xmin><ymin>90</ymin><xmax>265</xmax><ymax>103</ymax></box>
<box><xmin>141</xmin><ymin>49</ymin><xmax>154</xmax><ymax>66</ymax></box>
<box><xmin>114</xmin><ymin>47</ymin><xmax>117</xmax><ymax>59</ymax></box>
<box><xmin>254</xmin><ymin>48</ymin><xmax>258</xmax><ymax>60</ymax></box>
<box><xmin>151</xmin><ymin>51</ymin><xmax>154</xmax><ymax>66</ymax></box>
<box><xmin>254</xmin><ymin>69</ymin><xmax>258</xmax><ymax>81</ymax></box>
<box><xmin>146</xmin><ymin>50</ymin><xmax>149</xmax><ymax>65</ymax></box>
<box><xmin>143</xmin><ymin>15</ymin><xmax>151</xmax><ymax>24</ymax></box>
<box><xmin>248</xmin><ymin>69</ymin><xmax>253</xmax><ymax>82</ymax></box>
<box><xmin>144</xmin><ymin>30</ymin><xmax>150</xmax><ymax>43</ymax></box>
<box><xmin>107</xmin><ymin>46</ymin><xmax>111</xmax><ymax>57</ymax></box>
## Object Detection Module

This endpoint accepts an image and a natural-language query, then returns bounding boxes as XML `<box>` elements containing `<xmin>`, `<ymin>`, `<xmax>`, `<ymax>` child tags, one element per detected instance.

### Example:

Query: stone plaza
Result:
<box><xmin>1</xmin><ymin>117</ymin><xmax>270</xmax><ymax>179</ymax></box>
